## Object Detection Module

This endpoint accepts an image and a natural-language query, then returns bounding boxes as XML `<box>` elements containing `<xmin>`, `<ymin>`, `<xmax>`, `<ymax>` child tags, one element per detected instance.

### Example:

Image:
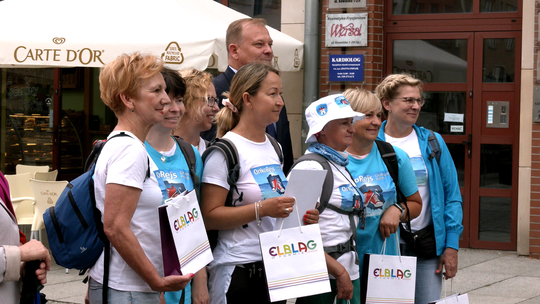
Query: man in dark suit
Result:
<box><xmin>202</xmin><ymin>18</ymin><xmax>294</xmax><ymax>173</ymax></box>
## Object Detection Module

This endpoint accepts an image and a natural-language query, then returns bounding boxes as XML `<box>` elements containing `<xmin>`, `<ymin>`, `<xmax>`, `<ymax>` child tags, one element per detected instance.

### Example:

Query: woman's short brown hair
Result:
<box><xmin>99</xmin><ymin>52</ymin><xmax>164</xmax><ymax>115</ymax></box>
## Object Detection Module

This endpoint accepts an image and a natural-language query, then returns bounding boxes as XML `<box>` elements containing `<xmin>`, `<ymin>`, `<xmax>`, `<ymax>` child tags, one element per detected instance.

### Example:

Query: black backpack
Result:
<box><xmin>201</xmin><ymin>134</ymin><xmax>283</xmax><ymax>248</ymax></box>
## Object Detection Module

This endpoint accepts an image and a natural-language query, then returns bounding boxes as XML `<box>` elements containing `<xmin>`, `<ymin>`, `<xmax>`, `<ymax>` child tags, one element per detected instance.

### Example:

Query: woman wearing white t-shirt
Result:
<box><xmin>88</xmin><ymin>53</ymin><xmax>192</xmax><ymax>304</ymax></box>
<box><xmin>376</xmin><ymin>74</ymin><xmax>463</xmax><ymax>304</ymax></box>
<box><xmin>293</xmin><ymin>94</ymin><xmax>365</xmax><ymax>304</ymax></box>
<box><xmin>145</xmin><ymin>68</ymin><xmax>207</xmax><ymax>304</ymax></box>
<box><xmin>201</xmin><ymin>63</ymin><xmax>318</xmax><ymax>304</ymax></box>
<box><xmin>174</xmin><ymin>69</ymin><xmax>219</xmax><ymax>154</ymax></box>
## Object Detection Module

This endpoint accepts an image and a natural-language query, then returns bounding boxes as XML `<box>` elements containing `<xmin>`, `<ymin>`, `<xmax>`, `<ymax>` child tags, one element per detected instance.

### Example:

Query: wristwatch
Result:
<box><xmin>392</xmin><ymin>203</ymin><xmax>406</xmax><ymax>221</ymax></box>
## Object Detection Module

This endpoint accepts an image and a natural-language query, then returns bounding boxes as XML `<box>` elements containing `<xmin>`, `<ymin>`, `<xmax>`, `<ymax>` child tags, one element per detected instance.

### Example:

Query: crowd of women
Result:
<box><xmin>0</xmin><ymin>52</ymin><xmax>462</xmax><ymax>304</ymax></box>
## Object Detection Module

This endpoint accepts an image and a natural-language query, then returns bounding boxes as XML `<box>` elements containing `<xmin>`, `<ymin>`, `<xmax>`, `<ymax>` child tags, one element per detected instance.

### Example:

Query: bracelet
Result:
<box><xmin>392</xmin><ymin>203</ymin><xmax>406</xmax><ymax>221</ymax></box>
<box><xmin>255</xmin><ymin>201</ymin><xmax>262</xmax><ymax>227</ymax></box>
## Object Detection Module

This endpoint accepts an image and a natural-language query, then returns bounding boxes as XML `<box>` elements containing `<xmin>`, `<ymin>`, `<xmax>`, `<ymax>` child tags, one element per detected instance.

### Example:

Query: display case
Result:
<box><xmin>4</xmin><ymin>112</ymin><xmax>84</xmax><ymax>175</ymax></box>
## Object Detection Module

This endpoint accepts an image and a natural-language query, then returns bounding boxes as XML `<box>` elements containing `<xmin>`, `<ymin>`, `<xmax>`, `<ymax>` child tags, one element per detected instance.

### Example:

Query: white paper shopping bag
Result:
<box><xmin>429</xmin><ymin>293</ymin><xmax>469</xmax><ymax>304</ymax></box>
<box><xmin>159</xmin><ymin>190</ymin><xmax>213</xmax><ymax>276</ymax></box>
<box><xmin>259</xmin><ymin>202</ymin><xmax>330</xmax><ymax>302</ymax></box>
<box><xmin>429</xmin><ymin>278</ymin><xmax>469</xmax><ymax>304</ymax></box>
<box><xmin>361</xmin><ymin>234</ymin><xmax>417</xmax><ymax>304</ymax></box>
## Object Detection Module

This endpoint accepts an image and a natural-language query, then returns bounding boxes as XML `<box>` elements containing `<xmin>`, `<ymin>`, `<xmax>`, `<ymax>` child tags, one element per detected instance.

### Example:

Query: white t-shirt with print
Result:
<box><xmin>89</xmin><ymin>131</ymin><xmax>163</xmax><ymax>292</ymax></box>
<box><xmin>291</xmin><ymin>151</ymin><xmax>360</xmax><ymax>281</ymax></box>
<box><xmin>385</xmin><ymin>129</ymin><xmax>432</xmax><ymax>232</ymax></box>
<box><xmin>202</xmin><ymin>132</ymin><xmax>287</xmax><ymax>304</ymax></box>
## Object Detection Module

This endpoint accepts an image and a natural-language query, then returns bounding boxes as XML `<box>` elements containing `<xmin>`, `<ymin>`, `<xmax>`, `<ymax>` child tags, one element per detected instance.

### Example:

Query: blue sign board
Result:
<box><xmin>329</xmin><ymin>54</ymin><xmax>363</xmax><ymax>82</ymax></box>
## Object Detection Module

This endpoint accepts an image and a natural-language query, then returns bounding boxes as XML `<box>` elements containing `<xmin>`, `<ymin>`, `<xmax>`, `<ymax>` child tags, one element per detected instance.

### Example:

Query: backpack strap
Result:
<box><xmin>266</xmin><ymin>134</ymin><xmax>284</xmax><ymax>166</ymax></box>
<box><xmin>375</xmin><ymin>140</ymin><xmax>411</xmax><ymax>231</ymax></box>
<box><xmin>427</xmin><ymin>130</ymin><xmax>441</xmax><ymax>164</ymax></box>
<box><xmin>173</xmin><ymin>136</ymin><xmax>201</xmax><ymax>202</ymax></box>
<box><xmin>290</xmin><ymin>153</ymin><xmax>360</xmax><ymax>264</ymax></box>
<box><xmin>202</xmin><ymin>138</ymin><xmax>242</xmax><ymax>207</ymax></box>
<box><xmin>290</xmin><ymin>153</ymin><xmax>333</xmax><ymax>215</ymax></box>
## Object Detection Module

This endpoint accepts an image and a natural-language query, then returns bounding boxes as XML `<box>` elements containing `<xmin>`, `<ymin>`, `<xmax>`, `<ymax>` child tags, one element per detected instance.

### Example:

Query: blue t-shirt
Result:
<box><xmin>346</xmin><ymin>143</ymin><xmax>418</xmax><ymax>275</ymax></box>
<box><xmin>146</xmin><ymin>138</ymin><xmax>204</xmax><ymax>304</ymax></box>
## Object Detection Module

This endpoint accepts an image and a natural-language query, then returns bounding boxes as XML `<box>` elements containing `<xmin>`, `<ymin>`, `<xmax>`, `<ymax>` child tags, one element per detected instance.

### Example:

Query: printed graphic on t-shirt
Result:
<box><xmin>154</xmin><ymin>169</ymin><xmax>194</xmax><ymax>201</ymax></box>
<box><xmin>410</xmin><ymin>157</ymin><xmax>427</xmax><ymax>186</ymax></box>
<box><xmin>250</xmin><ymin>164</ymin><xmax>288</xmax><ymax>200</ymax></box>
<box><xmin>353</xmin><ymin>171</ymin><xmax>397</xmax><ymax>217</ymax></box>
<box><xmin>338</xmin><ymin>183</ymin><xmax>361</xmax><ymax>212</ymax></box>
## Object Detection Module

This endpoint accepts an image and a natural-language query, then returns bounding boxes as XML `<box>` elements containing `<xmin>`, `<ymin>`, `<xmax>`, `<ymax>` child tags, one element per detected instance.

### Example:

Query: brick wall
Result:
<box><xmin>319</xmin><ymin>0</ymin><xmax>384</xmax><ymax>97</ymax></box>
<box><xmin>531</xmin><ymin>1</ymin><xmax>540</xmax><ymax>259</ymax></box>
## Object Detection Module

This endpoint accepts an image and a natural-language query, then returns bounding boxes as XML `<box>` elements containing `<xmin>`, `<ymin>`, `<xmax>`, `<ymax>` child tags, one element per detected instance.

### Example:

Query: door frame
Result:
<box><xmin>385</xmin><ymin>30</ymin><xmax>521</xmax><ymax>250</ymax></box>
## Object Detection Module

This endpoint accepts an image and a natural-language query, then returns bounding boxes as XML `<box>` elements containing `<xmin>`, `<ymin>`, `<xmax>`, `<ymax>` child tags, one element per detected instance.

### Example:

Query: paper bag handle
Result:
<box><xmin>379</xmin><ymin>232</ymin><xmax>402</xmax><ymax>263</ymax></box>
<box><xmin>277</xmin><ymin>197</ymin><xmax>302</xmax><ymax>237</ymax></box>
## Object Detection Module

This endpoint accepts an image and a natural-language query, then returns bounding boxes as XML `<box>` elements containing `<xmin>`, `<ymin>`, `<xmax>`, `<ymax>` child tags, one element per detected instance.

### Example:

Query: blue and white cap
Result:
<box><xmin>305</xmin><ymin>94</ymin><xmax>365</xmax><ymax>143</ymax></box>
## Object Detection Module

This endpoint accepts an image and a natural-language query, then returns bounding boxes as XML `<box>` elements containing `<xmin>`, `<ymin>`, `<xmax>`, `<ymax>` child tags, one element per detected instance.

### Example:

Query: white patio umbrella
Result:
<box><xmin>0</xmin><ymin>0</ymin><xmax>303</xmax><ymax>72</ymax></box>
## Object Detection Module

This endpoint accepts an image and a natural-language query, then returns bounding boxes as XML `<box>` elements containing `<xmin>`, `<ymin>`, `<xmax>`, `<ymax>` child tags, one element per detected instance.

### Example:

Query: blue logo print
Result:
<box><xmin>316</xmin><ymin>104</ymin><xmax>328</xmax><ymax>116</ymax></box>
<box><xmin>334</xmin><ymin>95</ymin><xmax>350</xmax><ymax>108</ymax></box>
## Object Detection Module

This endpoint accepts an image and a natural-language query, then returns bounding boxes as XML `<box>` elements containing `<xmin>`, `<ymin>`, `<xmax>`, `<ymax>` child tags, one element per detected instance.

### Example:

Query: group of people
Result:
<box><xmin>0</xmin><ymin>16</ymin><xmax>462</xmax><ymax>304</ymax></box>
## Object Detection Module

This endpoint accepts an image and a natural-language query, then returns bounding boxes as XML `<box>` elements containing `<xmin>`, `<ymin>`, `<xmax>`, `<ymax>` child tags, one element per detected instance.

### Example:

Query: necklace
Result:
<box><xmin>160</xmin><ymin>154</ymin><xmax>166</xmax><ymax>163</ymax></box>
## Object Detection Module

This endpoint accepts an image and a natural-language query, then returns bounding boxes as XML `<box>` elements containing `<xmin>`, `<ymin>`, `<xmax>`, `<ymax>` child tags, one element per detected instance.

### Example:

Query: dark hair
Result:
<box><xmin>161</xmin><ymin>67</ymin><xmax>186</xmax><ymax>99</ymax></box>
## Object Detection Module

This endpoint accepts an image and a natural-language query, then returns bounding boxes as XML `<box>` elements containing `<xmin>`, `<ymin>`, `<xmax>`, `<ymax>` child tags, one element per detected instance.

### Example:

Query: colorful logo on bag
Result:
<box><xmin>269</xmin><ymin>240</ymin><xmax>317</xmax><ymax>258</ymax></box>
<box><xmin>316</xmin><ymin>104</ymin><xmax>328</xmax><ymax>116</ymax></box>
<box><xmin>173</xmin><ymin>207</ymin><xmax>199</xmax><ymax>230</ymax></box>
<box><xmin>373</xmin><ymin>268</ymin><xmax>412</xmax><ymax>280</ymax></box>
<box><xmin>334</xmin><ymin>95</ymin><xmax>350</xmax><ymax>108</ymax></box>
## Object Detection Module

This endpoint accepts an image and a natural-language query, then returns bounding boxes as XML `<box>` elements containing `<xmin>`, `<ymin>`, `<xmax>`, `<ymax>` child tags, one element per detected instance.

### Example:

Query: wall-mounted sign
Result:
<box><xmin>329</xmin><ymin>0</ymin><xmax>367</xmax><ymax>9</ymax></box>
<box><xmin>329</xmin><ymin>54</ymin><xmax>363</xmax><ymax>82</ymax></box>
<box><xmin>325</xmin><ymin>13</ymin><xmax>368</xmax><ymax>47</ymax></box>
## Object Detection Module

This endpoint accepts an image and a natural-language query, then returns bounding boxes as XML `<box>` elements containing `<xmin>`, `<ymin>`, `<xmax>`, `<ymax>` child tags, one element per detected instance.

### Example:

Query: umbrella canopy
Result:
<box><xmin>0</xmin><ymin>0</ymin><xmax>303</xmax><ymax>71</ymax></box>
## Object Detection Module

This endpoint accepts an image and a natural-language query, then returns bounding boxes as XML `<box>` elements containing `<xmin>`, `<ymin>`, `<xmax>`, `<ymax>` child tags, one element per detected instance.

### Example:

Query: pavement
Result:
<box><xmin>42</xmin><ymin>248</ymin><xmax>540</xmax><ymax>304</ymax></box>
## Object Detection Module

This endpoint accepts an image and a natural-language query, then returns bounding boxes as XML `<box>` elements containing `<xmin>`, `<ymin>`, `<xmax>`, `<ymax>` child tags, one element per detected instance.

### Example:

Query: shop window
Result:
<box><xmin>480</xmin><ymin>0</ymin><xmax>518</xmax><ymax>12</ymax></box>
<box><xmin>215</xmin><ymin>0</ymin><xmax>281</xmax><ymax>30</ymax></box>
<box><xmin>393</xmin><ymin>0</ymin><xmax>473</xmax><ymax>14</ymax></box>
<box><xmin>392</xmin><ymin>39</ymin><xmax>468</xmax><ymax>83</ymax></box>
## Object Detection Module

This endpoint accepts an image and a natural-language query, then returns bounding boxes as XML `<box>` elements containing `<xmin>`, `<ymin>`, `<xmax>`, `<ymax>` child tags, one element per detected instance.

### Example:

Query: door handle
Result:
<box><xmin>462</xmin><ymin>134</ymin><xmax>472</xmax><ymax>158</ymax></box>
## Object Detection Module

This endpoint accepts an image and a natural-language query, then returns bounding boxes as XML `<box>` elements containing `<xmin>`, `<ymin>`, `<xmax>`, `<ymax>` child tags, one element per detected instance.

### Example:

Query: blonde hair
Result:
<box><xmin>343</xmin><ymin>88</ymin><xmax>381</xmax><ymax>114</ymax></box>
<box><xmin>375</xmin><ymin>74</ymin><xmax>423</xmax><ymax>116</ymax></box>
<box><xmin>99</xmin><ymin>52</ymin><xmax>163</xmax><ymax>115</ymax></box>
<box><xmin>178</xmin><ymin>69</ymin><xmax>213</xmax><ymax>123</ymax></box>
<box><xmin>215</xmin><ymin>62</ymin><xmax>279</xmax><ymax>138</ymax></box>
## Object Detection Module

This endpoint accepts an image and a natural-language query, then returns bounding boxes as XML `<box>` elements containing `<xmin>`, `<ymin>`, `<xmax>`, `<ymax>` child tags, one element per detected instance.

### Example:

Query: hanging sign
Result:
<box><xmin>329</xmin><ymin>54</ymin><xmax>363</xmax><ymax>82</ymax></box>
<box><xmin>329</xmin><ymin>0</ymin><xmax>367</xmax><ymax>9</ymax></box>
<box><xmin>325</xmin><ymin>13</ymin><xmax>368</xmax><ymax>47</ymax></box>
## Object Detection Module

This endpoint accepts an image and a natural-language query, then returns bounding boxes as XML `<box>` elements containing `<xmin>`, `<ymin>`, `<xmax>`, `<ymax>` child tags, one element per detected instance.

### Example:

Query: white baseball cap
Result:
<box><xmin>305</xmin><ymin>94</ymin><xmax>365</xmax><ymax>143</ymax></box>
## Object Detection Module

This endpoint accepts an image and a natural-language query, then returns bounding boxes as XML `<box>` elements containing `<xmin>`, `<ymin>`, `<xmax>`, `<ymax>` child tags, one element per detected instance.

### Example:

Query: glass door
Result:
<box><xmin>388</xmin><ymin>32</ymin><xmax>474</xmax><ymax>247</ymax></box>
<box><xmin>388</xmin><ymin>31</ymin><xmax>520</xmax><ymax>250</ymax></box>
<box><xmin>470</xmin><ymin>31</ymin><xmax>520</xmax><ymax>250</ymax></box>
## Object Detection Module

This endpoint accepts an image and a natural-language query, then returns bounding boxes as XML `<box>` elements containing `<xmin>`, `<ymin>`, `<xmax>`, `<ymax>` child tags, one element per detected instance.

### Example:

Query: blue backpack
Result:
<box><xmin>43</xmin><ymin>133</ymin><xmax>132</xmax><ymax>270</ymax></box>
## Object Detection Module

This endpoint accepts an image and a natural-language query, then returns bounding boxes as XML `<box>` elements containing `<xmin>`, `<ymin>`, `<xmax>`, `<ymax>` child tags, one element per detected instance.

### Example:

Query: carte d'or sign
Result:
<box><xmin>13</xmin><ymin>37</ymin><xmax>106</xmax><ymax>65</ymax></box>
<box><xmin>11</xmin><ymin>38</ymin><xmax>189</xmax><ymax>67</ymax></box>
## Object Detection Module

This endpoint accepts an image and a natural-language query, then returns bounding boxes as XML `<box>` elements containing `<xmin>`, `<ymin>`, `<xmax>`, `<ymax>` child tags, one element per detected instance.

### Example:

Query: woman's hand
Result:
<box><xmin>19</xmin><ymin>239</ymin><xmax>51</xmax><ymax>267</ymax></box>
<box><xmin>151</xmin><ymin>273</ymin><xmax>194</xmax><ymax>292</ymax></box>
<box><xmin>335</xmin><ymin>268</ymin><xmax>353</xmax><ymax>300</ymax></box>
<box><xmin>303</xmin><ymin>209</ymin><xmax>319</xmax><ymax>225</ymax></box>
<box><xmin>259</xmin><ymin>196</ymin><xmax>295</xmax><ymax>218</ymax></box>
<box><xmin>379</xmin><ymin>205</ymin><xmax>401</xmax><ymax>239</ymax></box>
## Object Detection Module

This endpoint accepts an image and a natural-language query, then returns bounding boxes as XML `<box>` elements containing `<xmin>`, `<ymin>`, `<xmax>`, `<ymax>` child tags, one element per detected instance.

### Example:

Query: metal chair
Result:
<box><xmin>34</xmin><ymin>170</ymin><xmax>58</xmax><ymax>181</ymax></box>
<box><xmin>15</xmin><ymin>164</ymin><xmax>50</xmax><ymax>178</ymax></box>
<box><xmin>29</xmin><ymin>179</ymin><xmax>68</xmax><ymax>241</ymax></box>
<box><xmin>4</xmin><ymin>172</ymin><xmax>35</xmax><ymax>226</ymax></box>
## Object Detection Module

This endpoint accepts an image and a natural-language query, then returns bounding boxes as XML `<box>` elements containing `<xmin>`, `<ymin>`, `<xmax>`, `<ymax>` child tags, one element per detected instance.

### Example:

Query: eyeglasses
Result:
<box><xmin>395</xmin><ymin>97</ymin><xmax>425</xmax><ymax>106</ymax></box>
<box><xmin>199</xmin><ymin>96</ymin><xmax>219</xmax><ymax>107</ymax></box>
